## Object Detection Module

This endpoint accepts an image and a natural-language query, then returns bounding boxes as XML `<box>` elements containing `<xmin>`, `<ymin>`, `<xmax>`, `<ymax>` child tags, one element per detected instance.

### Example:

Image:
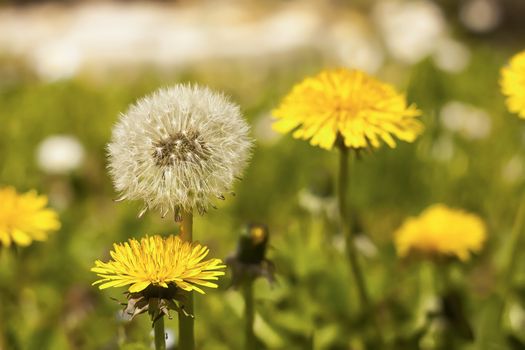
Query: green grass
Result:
<box><xmin>0</xmin><ymin>44</ymin><xmax>525</xmax><ymax>349</ymax></box>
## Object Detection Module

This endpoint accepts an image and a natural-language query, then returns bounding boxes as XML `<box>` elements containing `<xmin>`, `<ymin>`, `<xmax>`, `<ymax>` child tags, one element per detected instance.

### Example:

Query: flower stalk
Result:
<box><xmin>227</xmin><ymin>224</ymin><xmax>273</xmax><ymax>350</ymax></box>
<box><xmin>337</xmin><ymin>145</ymin><xmax>370</xmax><ymax>309</ymax></box>
<box><xmin>178</xmin><ymin>211</ymin><xmax>195</xmax><ymax>350</ymax></box>
<box><xmin>504</xmin><ymin>197</ymin><xmax>525</xmax><ymax>290</ymax></box>
<box><xmin>153</xmin><ymin>315</ymin><xmax>166</xmax><ymax>350</ymax></box>
<box><xmin>243</xmin><ymin>280</ymin><xmax>256</xmax><ymax>350</ymax></box>
<box><xmin>495</xmin><ymin>195</ymin><xmax>525</xmax><ymax>327</ymax></box>
<box><xmin>337</xmin><ymin>144</ymin><xmax>383</xmax><ymax>344</ymax></box>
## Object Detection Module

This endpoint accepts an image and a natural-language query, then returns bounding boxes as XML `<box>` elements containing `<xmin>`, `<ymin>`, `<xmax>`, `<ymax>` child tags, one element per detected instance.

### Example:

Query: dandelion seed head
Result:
<box><xmin>108</xmin><ymin>84</ymin><xmax>252</xmax><ymax>217</ymax></box>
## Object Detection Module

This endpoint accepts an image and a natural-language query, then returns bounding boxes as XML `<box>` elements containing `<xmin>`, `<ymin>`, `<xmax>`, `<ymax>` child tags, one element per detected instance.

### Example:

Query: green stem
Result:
<box><xmin>178</xmin><ymin>211</ymin><xmax>195</xmax><ymax>350</ymax></box>
<box><xmin>499</xmin><ymin>197</ymin><xmax>525</xmax><ymax>323</ymax></box>
<box><xmin>337</xmin><ymin>146</ymin><xmax>370</xmax><ymax>309</ymax></box>
<box><xmin>243</xmin><ymin>280</ymin><xmax>256</xmax><ymax>350</ymax></box>
<box><xmin>154</xmin><ymin>316</ymin><xmax>166</xmax><ymax>350</ymax></box>
<box><xmin>337</xmin><ymin>146</ymin><xmax>383</xmax><ymax>344</ymax></box>
<box><xmin>504</xmin><ymin>198</ymin><xmax>525</xmax><ymax>290</ymax></box>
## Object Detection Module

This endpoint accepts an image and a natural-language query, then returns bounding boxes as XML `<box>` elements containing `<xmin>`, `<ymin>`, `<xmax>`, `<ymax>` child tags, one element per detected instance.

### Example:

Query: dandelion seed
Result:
<box><xmin>394</xmin><ymin>204</ymin><xmax>486</xmax><ymax>261</ymax></box>
<box><xmin>272</xmin><ymin>68</ymin><xmax>423</xmax><ymax>150</ymax></box>
<box><xmin>0</xmin><ymin>187</ymin><xmax>60</xmax><ymax>247</ymax></box>
<box><xmin>501</xmin><ymin>51</ymin><xmax>525</xmax><ymax>118</ymax></box>
<box><xmin>107</xmin><ymin>84</ymin><xmax>252</xmax><ymax>218</ymax></box>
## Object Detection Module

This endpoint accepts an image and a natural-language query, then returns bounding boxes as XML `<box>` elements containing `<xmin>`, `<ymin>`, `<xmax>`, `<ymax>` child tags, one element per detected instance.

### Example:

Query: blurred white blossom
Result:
<box><xmin>36</xmin><ymin>135</ymin><xmax>85</xmax><ymax>174</ymax></box>
<box><xmin>253</xmin><ymin>113</ymin><xmax>281</xmax><ymax>147</ymax></box>
<box><xmin>459</xmin><ymin>0</ymin><xmax>501</xmax><ymax>33</ymax></box>
<box><xmin>373</xmin><ymin>0</ymin><xmax>445</xmax><ymax>64</ymax></box>
<box><xmin>298</xmin><ymin>188</ymin><xmax>337</xmax><ymax>220</ymax></box>
<box><xmin>355</xmin><ymin>235</ymin><xmax>378</xmax><ymax>258</ymax></box>
<box><xmin>440</xmin><ymin>101</ymin><xmax>492</xmax><ymax>140</ymax></box>
<box><xmin>31</xmin><ymin>40</ymin><xmax>82</xmax><ymax>81</ymax></box>
<box><xmin>433</xmin><ymin>38</ymin><xmax>471</xmax><ymax>73</ymax></box>
<box><xmin>165</xmin><ymin>328</ymin><xmax>176</xmax><ymax>349</ymax></box>
<box><xmin>431</xmin><ymin>135</ymin><xmax>455</xmax><ymax>162</ymax></box>
<box><xmin>501</xmin><ymin>155</ymin><xmax>524</xmax><ymax>185</ymax></box>
<box><xmin>149</xmin><ymin>327</ymin><xmax>176</xmax><ymax>349</ymax></box>
<box><xmin>328</xmin><ymin>20</ymin><xmax>384</xmax><ymax>73</ymax></box>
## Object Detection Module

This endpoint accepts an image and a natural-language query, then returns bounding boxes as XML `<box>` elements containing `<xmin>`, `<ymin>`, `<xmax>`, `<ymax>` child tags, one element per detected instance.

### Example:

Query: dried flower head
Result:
<box><xmin>501</xmin><ymin>50</ymin><xmax>525</xmax><ymax>118</ymax></box>
<box><xmin>272</xmin><ymin>68</ymin><xmax>423</xmax><ymax>150</ymax></box>
<box><xmin>0</xmin><ymin>187</ymin><xmax>60</xmax><ymax>247</ymax></box>
<box><xmin>92</xmin><ymin>235</ymin><xmax>225</xmax><ymax>294</ymax></box>
<box><xmin>394</xmin><ymin>204</ymin><xmax>486</xmax><ymax>261</ymax></box>
<box><xmin>108</xmin><ymin>84</ymin><xmax>252</xmax><ymax>219</ymax></box>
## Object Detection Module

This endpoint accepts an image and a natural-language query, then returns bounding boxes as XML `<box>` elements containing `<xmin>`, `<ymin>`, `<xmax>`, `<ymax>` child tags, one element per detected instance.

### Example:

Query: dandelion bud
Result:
<box><xmin>227</xmin><ymin>224</ymin><xmax>274</xmax><ymax>286</ymax></box>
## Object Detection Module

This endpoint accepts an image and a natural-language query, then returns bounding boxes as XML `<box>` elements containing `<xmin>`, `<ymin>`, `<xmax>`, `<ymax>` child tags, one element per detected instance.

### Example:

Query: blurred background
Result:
<box><xmin>1</xmin><ymin>0</ymin><xmax>525</xmax><ymax>349</ymax></box>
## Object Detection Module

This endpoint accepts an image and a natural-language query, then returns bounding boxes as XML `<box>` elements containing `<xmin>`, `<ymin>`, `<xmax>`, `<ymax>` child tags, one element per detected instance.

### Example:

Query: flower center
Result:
<box><xmin>152</xmin><ymin>131</ymin><xmax>210</xmax><ymax>167</ymax></box>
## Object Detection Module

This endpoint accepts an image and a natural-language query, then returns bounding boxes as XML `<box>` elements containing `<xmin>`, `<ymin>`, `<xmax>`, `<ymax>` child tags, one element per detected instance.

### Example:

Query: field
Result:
<box><xmin>1</xmin><ymin>1</ymin><xmax>525</xmax><ymax>349</ymax></box>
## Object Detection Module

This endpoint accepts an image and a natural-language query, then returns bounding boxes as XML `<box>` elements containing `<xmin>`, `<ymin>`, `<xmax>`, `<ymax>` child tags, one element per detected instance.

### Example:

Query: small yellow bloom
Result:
<box><xmin>394</xmin><ymin>204</ymin><xmax>486</xmax><ymax>261</ymax></box>
<box><xmin>0</xmin><ymin>187</ymin><xmax>60</xmax><ymax>247</ymax></box>
<box><xmin>272</xmin><ymin>68</ymin><xmax>423</xmax><ymax>150</ymax></box>
<box><xmin>501</xmin><ymin>50</ymin><xmax>525</xmax><ymax>118</ymax></box>
<box><xmin>92</xmin><ymin>235</ymin><xmax>226</xmax><ymax>294</ymax></box>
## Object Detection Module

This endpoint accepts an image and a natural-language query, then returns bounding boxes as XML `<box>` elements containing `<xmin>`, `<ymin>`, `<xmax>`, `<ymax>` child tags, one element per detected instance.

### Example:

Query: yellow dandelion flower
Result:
<box><xmin>92</xmin><ymin>235</ymin><xmax>226</xmax><ymax>294</ymax></box>
<box><xmin>501</xmin><ymin>50</ymin><xmax>525</xmax><ymax>118</ymax></box>
<box><xmin>394</xmin><ymin>204</ymin><xmax>486</xmax><ymax>261</ymax></box>
<box><xmin>272</xmin><ymin>68</ymin><xmax>423</xmax><ymax>150</ymax></box>
<box><xmin>0</xmin><ymin>187</ymin><xmax>60</xmax><ymax>247</ymax></box>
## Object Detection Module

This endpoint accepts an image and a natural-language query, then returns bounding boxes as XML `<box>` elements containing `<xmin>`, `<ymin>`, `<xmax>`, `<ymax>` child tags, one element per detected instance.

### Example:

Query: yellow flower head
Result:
<box><xmin>501</xmin><ymin>50</ymin><xmax>525</xmax><ymax>118</ymax></box>
<box><xmin>0</xmin><ymin>187</ymin><xmax>60</xmax><ymax>247</ymax></box>
<box><xmin>92</xmin><ymin>235</ymin><xmax>226</xmax><ymax>294</ymax></box>
<box><xmin>272</xmin><ymin>68</ymin><xmax>423</xmax><ymax>150</ymax></box>
<box><xmin>394</xmin><ymin>204</ymin><xmax>486</xmax><ymax>261</ymax></box>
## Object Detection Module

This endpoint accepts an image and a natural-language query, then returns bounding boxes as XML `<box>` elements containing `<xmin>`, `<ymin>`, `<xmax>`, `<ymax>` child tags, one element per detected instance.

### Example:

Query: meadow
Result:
<box><xmin>1</xmin><ymin>1</ymin><xmax>525</xmax><ymax>349</ymax></box>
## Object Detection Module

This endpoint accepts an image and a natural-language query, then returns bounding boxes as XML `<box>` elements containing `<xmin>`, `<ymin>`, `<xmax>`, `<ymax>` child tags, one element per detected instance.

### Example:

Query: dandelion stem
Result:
<box><xmin>337</xmin><ymin>146</ymin><xmax>369</xmax><ymax>308</ymax></box>
<box><xmin>154</xmin><ymin>315</ymin><xmax>166</xmax><ymax>350</ymax></box>
<box><xmin>498</xmin><ymin>196</ymin><xmax>525</xmax><ymax>323</ymax></box>
<box><xmin>243</xmin><ymin>280</ymin><xmax>256</xmax><ymax>350</ymax></box>
<box><xmin>337</xmin><ymin>145</ymin><xmax>383</xmax><ymax>344</ymax></box>
<box><xmin>504</xmin><ymin>197</ymin><xmax>525</xmax><ymax>290</ymax></box>
<box><xmin>178</xmin><ymin>211</ymin><xmax>195</xmax><ymax>350</ymax></box>
<box><xmin>179</xmin><ymin>211</ymin><xmax>193</xmax><ymax>242</ymax></box>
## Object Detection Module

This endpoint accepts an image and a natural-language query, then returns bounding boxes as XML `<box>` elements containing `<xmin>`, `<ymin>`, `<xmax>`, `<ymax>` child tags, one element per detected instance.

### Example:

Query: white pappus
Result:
<box><xmin>107</xmin><ymin>84</ymin><xmax>253</xmax><ymax>220</ymax></box>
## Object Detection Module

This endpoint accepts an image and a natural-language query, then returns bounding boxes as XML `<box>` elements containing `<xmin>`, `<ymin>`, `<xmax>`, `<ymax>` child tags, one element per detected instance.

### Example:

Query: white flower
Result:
<box><xmin>373</xmin><ymin>0</ymin><xmax>445</xmax><ymax>64</ymax></box>
<box><xmin>459</xmin><ymin>0</ymin><xmax>501</xmax><ymax>33</ymax></box>
<box><xmin>440</xmin><ymin>101</ymin><xmax>492</xmax><ymax>140</ymax></box>
<box><xmin>501</xmin><ymin>155</ymin><xmax>524</xmax><ymax>185</ymax></box>
<box><xmin>108</xmin><ymin>84</ymin><xmax>252</xmax><ymax>220</ymax></box>
<box><xmin>328</xmin><ymin>20</ymin><xmax>384</xmax><ymax>74</ymax></box>
<box><xmin>36</xmin><ymin>135</ymin><xmax>85</xmax><ymax>174</ymax></box>
<box><xmin>430</xmin><ymin>135</ymin><xmax>455</xmax><ymax>162</ymax></box>
<box><xmin>432</xmin><ymin>38</ymin><xmax>471</xmax><ymax>74</ymax></box>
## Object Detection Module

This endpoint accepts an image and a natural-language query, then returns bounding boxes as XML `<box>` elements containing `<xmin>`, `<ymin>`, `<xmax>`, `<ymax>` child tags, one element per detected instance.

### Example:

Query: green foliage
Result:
<box><xmin>0</xmin><ymin>44</ymin><xmax>524</xmax><ymax>349</ymax></box>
